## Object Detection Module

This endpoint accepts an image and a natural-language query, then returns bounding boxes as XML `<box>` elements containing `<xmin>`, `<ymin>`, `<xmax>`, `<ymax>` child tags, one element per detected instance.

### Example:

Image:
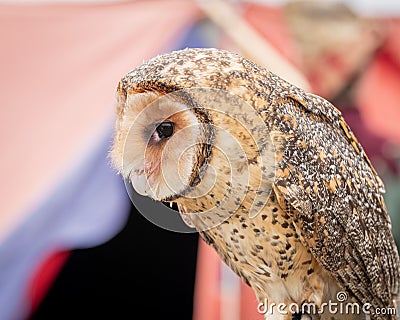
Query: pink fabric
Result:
<box><xmin>193</xmin><ymin>240</ymin><xmax>222</xmax><ymax>320</ymax></box>
<box><xmin>0</xmin><ymin>1</ymin><xmax>199</xmax><ymax>240</ymax></box>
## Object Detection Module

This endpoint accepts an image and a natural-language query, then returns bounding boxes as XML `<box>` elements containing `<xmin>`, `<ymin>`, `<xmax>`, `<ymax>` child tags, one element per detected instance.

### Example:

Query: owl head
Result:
<box><xmin>110</xmin><ymin>48</ymin><xmax>276</xmax><ymax>224</ymax></box>
<box><xmin>110</xmin><ymin>89</ymin><xmax>214</xmax><ymax>201</ymax></box>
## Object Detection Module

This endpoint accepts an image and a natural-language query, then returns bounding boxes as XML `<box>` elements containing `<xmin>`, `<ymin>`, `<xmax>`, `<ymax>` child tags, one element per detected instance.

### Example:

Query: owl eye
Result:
<box><xmin>154</xmin><ymin>121</ymin><xmax>174</xmax><ymax>140</ymax></box>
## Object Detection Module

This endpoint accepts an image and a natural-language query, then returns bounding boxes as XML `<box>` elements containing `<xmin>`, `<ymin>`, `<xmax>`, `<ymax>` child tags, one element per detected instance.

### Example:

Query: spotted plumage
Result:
<box><xmin>110</xmin><ymin>48</ymin><xmax>399</xmax><ymax>319</ymax></box>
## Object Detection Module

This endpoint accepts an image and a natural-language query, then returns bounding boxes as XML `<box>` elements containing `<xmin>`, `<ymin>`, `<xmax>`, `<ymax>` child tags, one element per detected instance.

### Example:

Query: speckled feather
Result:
<box><xmin>115</xmin><ymin>48</ymin><xmax>400</xmax><ymax>319</ymax></box>
<box><xmin>271</xmin><ymin>94</ymin><xmax>399</xmax><ymax>311</ymax></box>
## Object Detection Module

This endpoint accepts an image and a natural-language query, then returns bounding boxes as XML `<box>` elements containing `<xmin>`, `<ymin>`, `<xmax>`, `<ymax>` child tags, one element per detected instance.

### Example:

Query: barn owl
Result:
<box><xmin>110</xmin><ymin>48</ymin><xmax>399</xmax><ymax>320</ymax></box>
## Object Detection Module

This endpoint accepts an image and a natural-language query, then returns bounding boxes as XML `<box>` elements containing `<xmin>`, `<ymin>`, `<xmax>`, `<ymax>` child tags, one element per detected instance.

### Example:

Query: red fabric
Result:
<box><xmin>243</xmin><ymin>3</ymin><xmax>301</xmax><ymax>67</ymax></box>
<box><xmin>355</xmin><ymin>19</ymin><xmax>400</xmax><ymax>144</ymax></box>
<box><xmin>28</xmin><ymin>250</ymin><xmax>70</xmax><ymax>315</ymax></box>
<box><xmin>193</xmin><ymin>240</ymin><xmax>222</xmax><ymax>320</ymax></box>
<box><xmin>239</xmin><ymin>282</ymin><xmax>260</xmax><ymax>320</ymax></box>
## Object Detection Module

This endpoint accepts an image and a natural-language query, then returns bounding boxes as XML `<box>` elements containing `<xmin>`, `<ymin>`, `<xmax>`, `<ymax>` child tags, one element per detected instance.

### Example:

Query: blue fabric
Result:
<box><xmin>0</xmin><ymin>129</ymin><xmax>130</xmax><ymax>320</ymax></box>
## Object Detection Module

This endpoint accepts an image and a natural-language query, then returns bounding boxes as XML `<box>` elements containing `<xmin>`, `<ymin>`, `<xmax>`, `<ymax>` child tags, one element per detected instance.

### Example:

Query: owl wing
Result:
<box><xmin>270</xmin><ymin>88</ymin><xmax>399</xmax><ymax>312</ymax></box>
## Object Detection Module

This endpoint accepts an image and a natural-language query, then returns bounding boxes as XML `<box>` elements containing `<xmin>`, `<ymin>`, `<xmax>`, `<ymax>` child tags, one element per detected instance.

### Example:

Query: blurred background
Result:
<box><xmin>0</xmin><ymin>0</ymin><xmax>399</xmax><ymax>319</ymax></box>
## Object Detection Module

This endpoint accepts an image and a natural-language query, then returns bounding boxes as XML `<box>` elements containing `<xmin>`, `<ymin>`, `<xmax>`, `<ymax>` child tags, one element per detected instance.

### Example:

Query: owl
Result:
<box><xmin>110</xmin><ymin>48</ymin><xmax>399</xmax><ymax>320</ymax></box>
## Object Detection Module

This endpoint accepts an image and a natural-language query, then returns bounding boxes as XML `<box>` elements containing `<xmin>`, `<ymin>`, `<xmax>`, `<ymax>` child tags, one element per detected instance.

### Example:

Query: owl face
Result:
<box><xmin>111</xmin><ymin>85</ymin><xmax>276</xmax><ymax>230</ymax></box>
<box><xmin>110</xmin><ymin>91</ymin><xmax>208</xmax><ymax>201</ymax></box>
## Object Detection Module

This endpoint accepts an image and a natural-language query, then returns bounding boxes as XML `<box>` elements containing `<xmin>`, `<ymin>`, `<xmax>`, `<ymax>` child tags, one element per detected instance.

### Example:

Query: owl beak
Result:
<box><xmin>130</xmin><ymin>162</ymin><xmax>161</xmax><ymax>199</ymax></box>
<box><xmin>130</xmin><ymin>170</ymin><xmax>156</xmax><ymax>199</ymax></box>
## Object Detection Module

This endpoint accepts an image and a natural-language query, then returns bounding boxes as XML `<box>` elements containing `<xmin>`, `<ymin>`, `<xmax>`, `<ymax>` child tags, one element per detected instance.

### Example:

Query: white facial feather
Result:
<box><xmin>110</xmin><ymin>91</ymin><xmax>201</xmax><ymax>201</ymax></box>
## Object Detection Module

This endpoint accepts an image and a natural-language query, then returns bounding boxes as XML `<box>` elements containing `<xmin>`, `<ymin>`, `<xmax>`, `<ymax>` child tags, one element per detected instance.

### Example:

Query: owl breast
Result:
<box><xmin>194</xmin><ymin>190</ymin><xmax>337</xmax><ymax>309</ymax></box>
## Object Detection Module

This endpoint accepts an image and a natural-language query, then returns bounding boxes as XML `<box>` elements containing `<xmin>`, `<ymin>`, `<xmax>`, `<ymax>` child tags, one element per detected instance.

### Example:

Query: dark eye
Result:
<box><xmin>155</xmin><ymin>122</ymin><xmax>174</xmax><ymax>139</ymax></box>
